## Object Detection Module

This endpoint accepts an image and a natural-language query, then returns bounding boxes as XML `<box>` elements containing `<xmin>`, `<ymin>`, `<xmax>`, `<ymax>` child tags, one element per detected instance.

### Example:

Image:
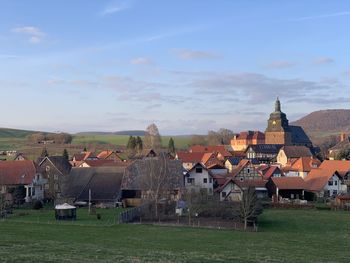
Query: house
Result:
<box><xmin>97</xmin><ymin>150</ymin><xmax>123</xmax><ymax>161</ymax></box>
<box><xmin>13</xmin><ymin>153</ymin><xmax>28</xmax><ymax>161</ymax></box>
<box><xmin>277</xmin><ymin>145</ymin><xmax>314</xmax><ymax>166</ymax></box>
<box><xmin>37</xmin><ymin>156</ymin><xmax>72</xmax><ymax>200</ymax></box>
<box><xmin>305</xmin><ymin>160</ymin><xmax>350</xmax><ymax>198</ymax></box>
<box><xmin>266</xmin><ymin>177</ymin><xmax>306</xmax><ymax>201</ymax></box>
<box><xmin>189</xmin><ymin>145</ymin><xmax>232</xmax><ymax>159</ymax></box>
<box><xmin>216</xmin><ymin>178</ymin><xmax>243</xmax><ymax>201</ymax></box>
<box><xmin>224</xmin><ymin>157</ymin><xmax>241</xmax><ymax>172</ymax></box>
<box><xmin>0</xmin><ymin>160</ymin><xmax>45</xmax><ymax>203</ymax></box>
<box><xmin>283</xmin><ymin>157</ymin><xmax>321</xmax><ymax>178</ymax></box>
<box><xmin>231</xmin><ymin>159</ymin><xmax>262</xmax><ymax>181</ymax></box>
<box><xmin>328</xmin><ymin>133</ymin><xmax>350</xmax><ymax>160</ymax></box>
<box><xmin>122</xmin><ymin>156</ymin><xmax>183</xmax><ymax>202</ymax></box>
<box><xmin>217</xmin><ymin>178</ymin><xmax>268</xmax><ymax>201</ymax></box>
<box><xmin>184</xmin><ymin>163</ymin><xmax>214</xmax><ymax>195</ymax></box>
<box><xmin>245</xmin><ymin>144</ymin><xmax>282</xmax><ymax>164</ymax></box>
<box><xmin>206</xmin><ymin>163</ymin><xmax>228</xmax><ymax>175</ymax></box>
<box><xmin>175</xmin><ymin>151</ymin><xmax>204</xmax><ymax>170</ymax></box>
<box><xmin>78</xmin><ymin>159</ymin><xmax>129</xmax><ymax>168</ymax></box>
<box><xmin>60</xmin><ymin>167</ymin><xmax>125</xmax><ymax>206</ymax></box>
<box><xmin>259</xmin><ymin>165</ymin><xmax>283</xmax><ymax>180</ymax></box>
<box><xmin>71</xmin><ymin>151</ymin><xmax>97</xmax><ymax>167</ymax></box>
<box><xmin>230</xmin><ymin>131</ymin><xmax>265</xmax><ymax>151</ymax></box>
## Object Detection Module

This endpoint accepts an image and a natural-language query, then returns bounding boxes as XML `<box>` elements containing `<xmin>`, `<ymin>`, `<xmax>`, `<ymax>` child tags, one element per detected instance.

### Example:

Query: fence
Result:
<box><xmin>119</xmin><ymin>203</ymin><xmax>150</xmax><ymax>223</ymax></box>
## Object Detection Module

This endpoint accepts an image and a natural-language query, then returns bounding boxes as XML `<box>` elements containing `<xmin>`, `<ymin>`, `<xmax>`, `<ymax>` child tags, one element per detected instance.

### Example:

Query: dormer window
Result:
<box><xmin>45</xmin><ymin>166</ymin><xmax>50</xmax><ymax>172</ymax></box>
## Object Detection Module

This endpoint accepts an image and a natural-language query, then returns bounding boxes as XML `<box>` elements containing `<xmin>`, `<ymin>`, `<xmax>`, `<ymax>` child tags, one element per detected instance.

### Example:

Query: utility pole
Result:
<box><xmin>88</xmin><ymin>189</ymin><xmax>91</xmax><ymax>214</ymax></box>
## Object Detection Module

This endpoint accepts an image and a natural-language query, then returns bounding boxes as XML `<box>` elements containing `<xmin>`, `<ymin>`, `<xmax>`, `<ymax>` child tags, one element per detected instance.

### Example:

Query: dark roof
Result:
<box><xmin>246</xmin><ymin>144</ymin><xmax>283</xmax><ymax>154</ymax></box>
<box><xmin>225</xmin><ymin>157</ymin><xmax>241</xmax><ymax>166</ymax></box>
<box><xmin>281</xmin><ymin>146</ymin><xmax>313</xmax><ymax>158</ymax></box>
<box><xmin>290</xmin><ymin>125</ymin><xmax>312</xmax><ymax>145</ymax></box>
<box><xmin>62</xmin><ymin>167</ymin><xmax>125</xmax><ymax>201</ymax></box>
<box><xmin>39</xmin><ymin>156</ymin><xmax>72</xmax><ymax>175</ymax></box>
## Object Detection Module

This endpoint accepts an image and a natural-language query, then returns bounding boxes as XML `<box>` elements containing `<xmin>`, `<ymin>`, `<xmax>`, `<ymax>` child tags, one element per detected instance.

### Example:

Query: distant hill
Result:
<box><xmin>291</xmin><ymin>109</ymin><xmax>350</xmax><ymax>136</ymax></box>
<box><xmin>0</xmin><ymin>128</ymin><xmax>42</xmax><ymax>138</ymax></box>
<box><xmin>76</xmin><ymin>130</ymin><xmax>146</xmax><ymax>136</ymax></box>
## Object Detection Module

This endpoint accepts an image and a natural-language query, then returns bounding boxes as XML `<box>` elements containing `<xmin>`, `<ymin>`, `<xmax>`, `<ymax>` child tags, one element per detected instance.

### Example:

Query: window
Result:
<box><xmin>203</xmin><ymin>178</ymin><xmax>207</xmax><ymax>183</ymax></box>
<box><xmin>328</xmin><ymin>181</ymin><xmax>333</xmax><ymax>186</ymax></box>
<box><xmin>195</xmin><ymin>167</ymin><xmax>203</xmax><ymax>173</ymax></box>
<box><xmin>333</xmin><ymin>190</ymin><xmax>338</xmax><ymax>196</ymax></box>
<box><xmin>45</xmin><ymin>166</ymin><xmax>50</xmax><ymax>172</ymax></box>
<box><xmin>187</xmin><ymin>178</ymin><xmax>195</xmax><ymax>185</ymax></box>
<box><xmin>209</xmin><ymin>178</ymin><xmax>212</xmax><ymax>183</ymax></box>
<box><xmin>335</xmin><ymin>181</ymin><xmax>338</xmax><ymax>186</ymax></box>
<box><xmin>54</xmin><ymin>174</ymin><xmax>58</xmax><ymax>180</ymax></box>
<box><xmin>221</xmin><ymin>192</ymin><xmax>226</xmax><ymax>198</ymax></box>
<box><xmin>247</xmin><ymin>168</ymin><xmax>250</xmax><ymax>174</ymax></box>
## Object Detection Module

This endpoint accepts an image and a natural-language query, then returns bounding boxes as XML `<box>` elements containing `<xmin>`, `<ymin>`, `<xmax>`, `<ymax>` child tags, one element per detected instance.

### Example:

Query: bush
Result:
<box><xmin>32</xmin><ymin>200</ymin><xmax>43</xmax><ymax>210</ymax></box>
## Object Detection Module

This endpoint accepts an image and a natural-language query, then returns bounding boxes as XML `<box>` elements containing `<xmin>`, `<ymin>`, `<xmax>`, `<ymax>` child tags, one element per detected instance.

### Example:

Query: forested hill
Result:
<box><xmin>291</xmin><ymin>109</ymin><xmax>350</xmax><ymax>133</ymax></box>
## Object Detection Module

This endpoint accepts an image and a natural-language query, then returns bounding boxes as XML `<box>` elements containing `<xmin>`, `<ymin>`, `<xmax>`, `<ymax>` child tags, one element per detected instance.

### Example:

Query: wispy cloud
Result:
<box><xmin>292</xmin><ymin>11</ymin><xmax>350</xmax><ymax>21</ymax></box>
<box><xmin>172</xmin><ymin>48</ymin><xmax>219</xmax><ymax>60</ymax></box>
<box><xmin>264</xmin><ymin>60</ymin><xmax>296</xmax><ymax>69</ymax></box>
<box><xmin>313</xmin><ymin>57</ymin><xmax>334</xmax><ymax>65</ymax></box>
<box><xmin>100</xmin><ymin>0</ymin><xmax>132</xmax><ymax>16</ymax></box>
<box><xmin>12</xmin><ymin>26</ymin><xmax>46</xmax><ymax>44</ymax></box>
<box><xmin>130</xmin><ymin>57</ymin><xmax>153</xmax><ymax>65</ymax></box>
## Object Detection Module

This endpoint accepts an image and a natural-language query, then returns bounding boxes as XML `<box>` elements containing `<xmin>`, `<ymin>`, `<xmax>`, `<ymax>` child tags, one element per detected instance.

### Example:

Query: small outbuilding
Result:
<box><xmin>55</xmin><ymin>203</ymin><xmax>77</xmax><ymax>220</ymax></box>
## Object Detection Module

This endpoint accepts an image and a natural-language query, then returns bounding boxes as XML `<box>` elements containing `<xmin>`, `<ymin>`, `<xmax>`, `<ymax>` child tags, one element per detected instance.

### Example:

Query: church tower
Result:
<box><xmin>265</xmin><ymin>98</ymin><xmax>292</xmax><ymax>145</ymax></box>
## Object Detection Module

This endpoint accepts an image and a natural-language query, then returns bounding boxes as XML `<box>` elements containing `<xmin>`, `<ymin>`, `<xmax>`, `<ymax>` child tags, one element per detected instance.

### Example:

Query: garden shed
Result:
<box><xmin>55</xmin><ymin>203</ymin><xmax>77</xmax><ymax>220</ymax></box>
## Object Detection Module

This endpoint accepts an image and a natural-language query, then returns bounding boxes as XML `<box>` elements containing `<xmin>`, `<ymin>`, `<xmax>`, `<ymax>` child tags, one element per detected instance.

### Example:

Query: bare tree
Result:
<box><xmin>240</xmin><ymin>187</ymin><xmax>262</xmax><ymax>230</ymax></box>
<box><xmin>144</xmin><ymin>123</ymin><xmax>162</xmax><ymax>150</ymax></box>
<box><xmin>124</xmin><ymin>153</ymin><xmax>182</xmax><ymax>219</ymax></box>
<box><xmin>189</xmin><ymin>135</ymin><xmax>207</xmax><ymax>146</ymax></box>
<box><xmin>218</xmin><ymin>128</ymin><xmax>234</xmax><ymax>145</ymax></box>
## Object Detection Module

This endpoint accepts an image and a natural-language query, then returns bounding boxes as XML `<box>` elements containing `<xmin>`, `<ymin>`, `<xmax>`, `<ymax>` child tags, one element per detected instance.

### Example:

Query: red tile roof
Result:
<box><xmin>271</xmin><ymin>177</ymin><xmax>306</xmax><ymax>190</ymax></box>
<box><xmin>176</xmin><ymin>151</ymin><xmax>204</xmax><ymax>163</ymax></box>
<box><xmin>189</xmin><ymin>145</ymin><xmax>232</xmax><ymax>157</ymax></box>
<box><xmin>0</xmin><ymin>160</ymin><xmax>36</xmax><ymax>185</ymax></box>
<box><xmin>262</xmin><ymin>166</ymin><xmax>282</xmax><ymax>180</ymax></box>
<box><xmin>290</xmin><ymin>157</ymin><xmax>321</xmax><ymax>172</ymax></box>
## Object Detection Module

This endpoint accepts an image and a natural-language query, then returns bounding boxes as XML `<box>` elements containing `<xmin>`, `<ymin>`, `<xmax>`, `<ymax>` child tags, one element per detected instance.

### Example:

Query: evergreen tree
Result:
<box><xmin>83</xmin><ymin>146</ymin><xmax>87</xmax><ymax>152</ymax></box>
<box><xmin>168</xmin><ymin>137</ymin><xmax>175</xmax><ymax>155</ymax></box>
<box><xmin>127</xmin><ymin>136</ymin><xmax>137</xmax><ymax>150</ymax></box>
<box><xmin>41</xmin><ymin>147</ymin><xmax>49</xmax><ymax>157</ymax></box>
<box><xmin>63</xmin><ymin>149</ymin><xmax>69</xmax><ymax>160</ymax></box>
<box><xmin>136</xmin><ymin>136</ymin><xmax>143</xmax><ymax>153</ymax></box>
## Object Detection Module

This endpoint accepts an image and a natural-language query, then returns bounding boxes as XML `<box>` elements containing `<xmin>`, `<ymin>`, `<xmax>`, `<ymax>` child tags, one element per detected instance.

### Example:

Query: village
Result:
<box><xmin>1</xmin><ymin>98</ymin><xmax>350</xmax><ymax>232</ymax></box>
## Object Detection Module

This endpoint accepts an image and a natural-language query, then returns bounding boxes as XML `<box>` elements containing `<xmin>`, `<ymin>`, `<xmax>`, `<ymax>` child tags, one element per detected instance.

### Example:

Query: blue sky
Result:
<box><xmin>1</xmin><ymin>0</ymin><xmax>350</xmax><ymax>134</ymax></box>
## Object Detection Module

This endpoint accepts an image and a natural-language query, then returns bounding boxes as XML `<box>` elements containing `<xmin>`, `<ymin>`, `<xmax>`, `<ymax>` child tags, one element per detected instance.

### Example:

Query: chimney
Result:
<box><xmin>340</xmin><ymin>132</ymin><xmax>346</xmax><ymax>142</ymax></box>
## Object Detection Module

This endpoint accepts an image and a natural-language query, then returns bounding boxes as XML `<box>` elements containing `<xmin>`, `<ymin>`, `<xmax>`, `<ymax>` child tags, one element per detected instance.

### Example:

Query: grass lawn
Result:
<box><xmin>0</xmin><ymin>208</ymin><xmax>349</xmax><ymax>262</ymax></box>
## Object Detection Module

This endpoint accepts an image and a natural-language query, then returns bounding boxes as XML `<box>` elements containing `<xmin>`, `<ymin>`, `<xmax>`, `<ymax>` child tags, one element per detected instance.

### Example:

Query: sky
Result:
<box><xmin>0</xmin><ymin>0</ymin><xmax>350</xmax><ymax>135</ymax></box>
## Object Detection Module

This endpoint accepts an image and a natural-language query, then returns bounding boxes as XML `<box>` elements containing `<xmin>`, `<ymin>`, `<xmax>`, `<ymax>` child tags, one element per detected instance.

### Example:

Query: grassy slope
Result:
<box><xmin>72</xmin><ymin>135</ymin><xmax>192</xmax><ymax>149</ymax></box>
<box><xmin>0</xmin><ymin>209</ymin><xmax>349</xmax><ymax>262</ymax></box>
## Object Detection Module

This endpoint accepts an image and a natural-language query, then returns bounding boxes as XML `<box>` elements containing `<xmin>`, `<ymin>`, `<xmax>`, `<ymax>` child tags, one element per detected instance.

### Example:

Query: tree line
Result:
<box><xmin>27</xmin><ymin>132</ymin><xmax>73</xmax><ymax>144</ymax></box>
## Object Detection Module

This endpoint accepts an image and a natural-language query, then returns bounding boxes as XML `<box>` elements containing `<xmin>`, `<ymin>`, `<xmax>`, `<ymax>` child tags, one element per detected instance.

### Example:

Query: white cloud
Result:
<box><xmin>100</xmin><ymin>0</ymin><xmax>132</xmax><ymax>16</ymax></box>
<box><xmin>172</xmin><ymin>49</ymin><xmax>219</xmax><ymax>60</ymax></box>
<box><xmin>313</xmin><ymin>57</ymin><xmax>334</xmax><ymax>65</ymax></box>
<box><xmin>292</xmin><ymin>11</ymin><xmax>350</xmax><ymax>21</ymax></box>
<box><xmin>12</xmin><ymin>26</ymin><xmax>46</xmax><ymax>44</ymax></box>
<box><xmin>130</xmin><ymin>57</ymin><xmax>153</xmax><ymax>65</ymax></box>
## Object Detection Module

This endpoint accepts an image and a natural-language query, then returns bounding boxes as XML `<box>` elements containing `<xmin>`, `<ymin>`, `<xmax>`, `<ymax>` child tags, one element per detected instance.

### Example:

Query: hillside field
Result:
<box><xmin>0</xmin><ymin>208</ymin><xmax>349</xmax><ymax>262</ymax></box>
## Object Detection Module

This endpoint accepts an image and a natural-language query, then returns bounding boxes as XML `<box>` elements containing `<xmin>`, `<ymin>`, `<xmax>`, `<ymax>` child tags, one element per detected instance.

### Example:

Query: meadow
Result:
<box><xmin>0</xmin><ymin>208</ymin><xmax>349</xmax><ymax>262</ymax></box>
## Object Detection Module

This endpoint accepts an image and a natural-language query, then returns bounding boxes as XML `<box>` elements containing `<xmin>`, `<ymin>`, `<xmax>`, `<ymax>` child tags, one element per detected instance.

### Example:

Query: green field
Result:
<box><xmin>0</xmin><ymin>208</ymin><xmax>349</xmax><ymax>262</ymax></box>
<box><xmin>72</xmin><ymin>135</ymin><xmax>192</xmax><ymax>149</ymax></box>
